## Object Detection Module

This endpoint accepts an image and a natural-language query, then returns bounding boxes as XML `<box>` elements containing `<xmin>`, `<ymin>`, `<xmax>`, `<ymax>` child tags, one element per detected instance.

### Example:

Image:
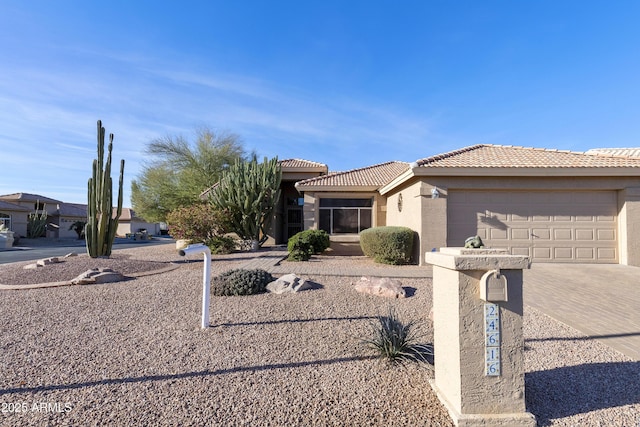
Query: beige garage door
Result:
<box><xmin>447</xmin><ymin>190</ymin><xmax>618</xmax><ymax>263</ymax></box>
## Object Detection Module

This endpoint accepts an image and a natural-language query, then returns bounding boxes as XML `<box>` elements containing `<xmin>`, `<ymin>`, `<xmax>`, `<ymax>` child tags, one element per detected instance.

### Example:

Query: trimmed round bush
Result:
<box><xmin>287</xmin><ymin>232</ymin><xmax>313</xmax><ymax>261</ymax></box>
<box><xmin>305</xmin><ymin>229</ymin><xmax>330</xmax><ymax>253</ymax></box>
<box><xmin>287</xmin><ymin>229</ymin><xmax>330</xmax><ymax>261</ymax></box>
<box><xmin>212</xmin><ymin>269</ymin><xmax>274</xmax><ymax>296</ymax></box>
<box><xmin>359</xmin><ymin>226</ymin><xmax>414</xmax><ymax>265</ymax></box>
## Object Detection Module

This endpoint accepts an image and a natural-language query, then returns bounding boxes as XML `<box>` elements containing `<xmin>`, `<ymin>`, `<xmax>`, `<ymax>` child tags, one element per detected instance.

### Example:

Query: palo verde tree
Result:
<box><xmin>131</xmin><ymin>127</ymin><xmax>246</xmax><ymax>223</ymax></box>
<box><xmin>209</xmin><ymin>155</ymin><xmax>281</xmax><ymax>250</ymax></box>
<box><xmin>86</xmin><ymin>120</ymin><xmax>125</xmax><ymax>258</ymax></box>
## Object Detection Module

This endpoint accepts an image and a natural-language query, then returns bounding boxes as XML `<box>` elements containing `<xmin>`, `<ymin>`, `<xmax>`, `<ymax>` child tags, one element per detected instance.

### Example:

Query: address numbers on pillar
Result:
<box><xmin>485</xmin><ymin>303</ymin><xmax>501</xmax><ymax>376</ymax></box>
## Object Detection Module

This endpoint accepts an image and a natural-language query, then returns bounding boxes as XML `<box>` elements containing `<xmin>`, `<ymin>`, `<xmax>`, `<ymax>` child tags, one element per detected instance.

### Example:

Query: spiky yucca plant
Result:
<box><xmin>362</xmin><ymin>306</ymin><xmax>433</xmax><ymax>366</ymax></box>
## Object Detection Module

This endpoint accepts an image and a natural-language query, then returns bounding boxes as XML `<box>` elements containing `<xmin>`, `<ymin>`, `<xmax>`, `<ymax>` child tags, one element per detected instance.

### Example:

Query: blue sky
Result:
<box><xmin>1</xmin><ymin>1</ymin><xmax>640</xmax><ymax>205</ymax></box>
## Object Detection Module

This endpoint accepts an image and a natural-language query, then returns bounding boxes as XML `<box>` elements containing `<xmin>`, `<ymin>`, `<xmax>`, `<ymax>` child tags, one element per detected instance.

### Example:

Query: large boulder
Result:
<box><xmin>353</xmin><ymin>276</ymin><xmax>406</xmax><ymax>298</ymax></box>
<box><xmin>266</xmin><ymin>273</ymin><xmax>311</xmax><ymax>294</ymax></box>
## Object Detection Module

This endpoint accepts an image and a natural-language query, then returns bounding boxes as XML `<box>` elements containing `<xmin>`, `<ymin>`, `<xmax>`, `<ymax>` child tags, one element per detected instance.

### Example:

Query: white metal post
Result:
<box><xmin>178</xmin><ymin>243</ymin><xmax>212</xmax><ymax>329</ymax></box>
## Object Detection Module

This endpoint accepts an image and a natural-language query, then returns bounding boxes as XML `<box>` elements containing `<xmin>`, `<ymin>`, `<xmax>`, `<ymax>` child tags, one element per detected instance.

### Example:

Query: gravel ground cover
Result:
<box><xmin>0</xmin><ymin>244</ymin><xmax>638</xmax><ymax>426</ymax></box>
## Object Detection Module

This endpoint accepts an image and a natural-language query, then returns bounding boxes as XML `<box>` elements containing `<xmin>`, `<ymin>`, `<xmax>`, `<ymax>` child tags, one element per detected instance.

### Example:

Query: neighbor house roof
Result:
<box><xmin>413</xmin><ymin>144</ymin><xmax>640</xmax><ymax>168</ymax></box>
<box><xmin>585</xmin><ymin>148</ymin><xmax>640</xmax><ymax>158</ymax></box>
<box><xmin>280</xmin><ymin>159</ymin><xmax>328</xmax><ymax>170</ymax></box>
<box><xmin>57</xmin><ymin>203</ymin><xmax>87</xmax><ymax>218</ymax></box>
<box><xmin>0</xmin><ymin>193</ymin><xmax>63</xmax><ymax>204</ymax></box>
<box><xmin>295</xmin><ymin>161</ymin><xmax>410</xmax><ymax>191</ymax></box>
<box><xmin>0</xmin><ymin>200</ymin><xmax>30</xmax><ymax>212</ymax></box>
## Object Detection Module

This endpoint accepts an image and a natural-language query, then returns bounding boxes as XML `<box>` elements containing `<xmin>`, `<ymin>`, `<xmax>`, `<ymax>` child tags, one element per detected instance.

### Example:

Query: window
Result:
<box><xmin>0</xmin><ymin>213</ymin><xmax>10</xmax><ymax>230</ymax></box>
<box><xmin>319</xmin><ymin>198</ymin><xmax>372</xmax><ymax>234</ymax></box>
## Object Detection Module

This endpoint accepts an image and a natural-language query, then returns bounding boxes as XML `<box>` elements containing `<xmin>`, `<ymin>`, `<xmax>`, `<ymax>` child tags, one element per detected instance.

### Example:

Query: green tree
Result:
<box><xmin>131</xmin><ymin>127</ymin><xmax>246</xmax><ymax>222</ymax></box>
<box><xmin>209</xmin><ymin>155</ymin><xmax>281</xmax><ymax>250</ymax></box>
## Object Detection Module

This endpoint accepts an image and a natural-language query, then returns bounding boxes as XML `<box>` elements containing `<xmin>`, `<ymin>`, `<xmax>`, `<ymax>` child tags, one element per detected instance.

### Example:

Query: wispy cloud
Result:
<box><xmin>0</xmin><ymin>43</ymin><xmax>437</xmax><ymax>203</ymax></box>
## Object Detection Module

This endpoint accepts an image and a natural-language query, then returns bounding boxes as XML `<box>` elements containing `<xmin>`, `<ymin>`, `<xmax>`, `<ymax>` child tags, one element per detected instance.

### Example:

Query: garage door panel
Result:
<box><xmin>532</xmin><ymin>229</ymin><xmax>550</xmax><ymax>240</ymax></box>
<box><xmin>447</xmin><ymin>190</ymin><xmax>618</xmax><ymax>263</ymax></box>
<box><xmin>575</xmin><ymin>229</ymin><xmax>594</xmax><ymax>240</ymax></box>
<box><xmin>511</xmin><ymin>228</ymin><xmax>529</xmax><ymax>240</ymax></box>
<box><xmin>576</xmin><ymin>248</ymin><xmax>595</xmax><ymax>260</ymax></box>
<box><xmin>598</xmin><ymin>248</ymin><xmax>617</xmax><ymax>260</ymax></box>
<box><xmin>533</xmin><ymin>247</ymin><xmax>552</xmax><ymax>260</ymax></box>
<box><xmin>554</xmin><ymin>248</ymin><xmax>574</xmax><ymax>259</ymax></box>
<box><xmin>554</xmin><ymin>229</ymin><xmax>573</xmax><ymax>240</ymax></box>
<box><xmin>512</xmin><ymin>247</ymin><xmax>531</xmax><ymax>256</ymax></box>
<box><xmin>597</xmin><ymin>229</ymin><xmax>615</xmax><ymax>240</ymax></box>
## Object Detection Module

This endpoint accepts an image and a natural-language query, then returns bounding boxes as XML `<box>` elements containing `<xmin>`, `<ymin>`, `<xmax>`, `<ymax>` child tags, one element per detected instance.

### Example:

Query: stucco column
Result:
<box><xmin>425</xmin><ymin>248</ymin><xmax>535</xmax><ymax>427</ymax></box>
<box><xmin>619</xmin><ymin>187</ymin><xmax>640</xmax><ymax>266</ymax></box>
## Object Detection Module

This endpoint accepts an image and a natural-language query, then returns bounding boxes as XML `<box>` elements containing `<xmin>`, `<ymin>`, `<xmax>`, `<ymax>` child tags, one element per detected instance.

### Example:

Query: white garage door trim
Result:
<box><xmin>447</xmin><ymin>190</ymin><xmax>618</xmax><ymax>263</ymax></box>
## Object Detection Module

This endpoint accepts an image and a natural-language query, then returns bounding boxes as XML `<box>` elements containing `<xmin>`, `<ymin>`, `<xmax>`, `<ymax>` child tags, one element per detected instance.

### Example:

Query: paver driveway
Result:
<box><xmin>524</xmin><ymin>263</ymin><xmax>640</xmax><ymax>361</ymax></box>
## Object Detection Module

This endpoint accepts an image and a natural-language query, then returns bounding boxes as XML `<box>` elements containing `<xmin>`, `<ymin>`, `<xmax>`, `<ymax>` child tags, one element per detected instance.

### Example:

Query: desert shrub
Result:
<box><xmin>287</xmin><ymin>229</ymin><xmax>329</xmax><ymax>261</ymax></box>
<box><xmin>206</xmin><ymin>235</ymin><xmax>236</xmax><ymax>255</ymax></box>
<box><xmin>361</xmin><ymin>306</ymin><xmax>433</xmax><ymax>366</ymax></box>
<box><xmin>287</xmin><ymin>232</ymin><xmax>313</xmax><ymax>261</ymax></box>
<box><xmin>305</xmin><ymin>229</ymin><xmax>330</xmax><ymax>253</ymax></box>
<box><xmin>167</xmin><ymin>204</ymin><xmax>231</xmax><ymax>244</ymax></box>
<box><xmin>211</xmin><ymin>269</ymin><xmax>274</xmax><ymax>296</ymax></box>
<box><xmin>359</xmin><ymin>226</ymin><xmax>414</xmax><ymax>265</ymax></box>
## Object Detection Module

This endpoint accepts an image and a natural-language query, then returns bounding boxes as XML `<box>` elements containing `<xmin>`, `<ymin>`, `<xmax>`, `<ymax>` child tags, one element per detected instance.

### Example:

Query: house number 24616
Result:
<box><xmin>485</xmin><ymin>303</ymin><xmax>501</xmax><ymax>376</ymax></box>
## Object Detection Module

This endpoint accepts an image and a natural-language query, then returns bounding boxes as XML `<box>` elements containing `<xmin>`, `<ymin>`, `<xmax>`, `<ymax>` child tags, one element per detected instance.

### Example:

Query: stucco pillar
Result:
<box><xmin>419</xmin><ymin>184</ymin><xmax>447</xmax><ymax>265</ymax></box>
<box><xmin>425</xmin><ymin>248</ymin><xmax>535</xmax><ymax>427</ymax></box>
<box><xmin>619</xmin><ymin>187</ymin><xmax>640</xmax><ymax>266</ymax></box>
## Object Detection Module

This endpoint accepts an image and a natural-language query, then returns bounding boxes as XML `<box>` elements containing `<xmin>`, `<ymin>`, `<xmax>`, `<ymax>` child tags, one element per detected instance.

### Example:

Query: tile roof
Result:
<box><xmin>0</xmin><ymin>193</ymin><xmax>63</xmax><ymax>203</ymax></box>
<box><xmin>0</xmin><ymin>200</ymin><xmax>30</xmax><ymax>211</ymax></box>
<box><xmin>414</xmin><ymin>144</ymin><xmax>640</xmax><ymax>168</ymax></box>
<box><xmin>585</xmin><ymin>148</ymin><xmax>640</xmax><ymax>158</ymax></box>
<box><xmin>57</xmin><ymin>203</ymin><xmax>87</xmax><ymax>217</ymax></box>
<box><xmin>296</xmin><ymin>161</ymin><xmax>410</xmax><ymax>188</ymax></box>
<box><xmin>280</xmin><ymin>159</ymin><xmax>327</xmax><ymax>169</ymax></box>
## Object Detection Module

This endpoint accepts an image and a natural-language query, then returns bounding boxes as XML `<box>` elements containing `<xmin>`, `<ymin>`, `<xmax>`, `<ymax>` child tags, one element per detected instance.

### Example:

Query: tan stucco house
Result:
<box><xmin>294</xmin><ymin>145</ymin><xmax>640</xmax><ymax>266</ymax></box>
<box><xmin>0</xmin><ymin>192</ymin><xmax>161</xmax><ymax>240</ymax></box>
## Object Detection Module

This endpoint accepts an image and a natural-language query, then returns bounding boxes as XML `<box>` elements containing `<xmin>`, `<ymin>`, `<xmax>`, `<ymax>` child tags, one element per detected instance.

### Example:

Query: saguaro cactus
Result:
<box><xmin>86</xmin><ymin>120</ymin><xmax>125</xmax><ymax>257</ymax></box>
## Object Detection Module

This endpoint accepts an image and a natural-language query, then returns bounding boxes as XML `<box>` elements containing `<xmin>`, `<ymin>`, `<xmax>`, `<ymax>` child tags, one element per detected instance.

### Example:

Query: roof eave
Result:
<box><xmin>294</xmin><ymin>184</ymin><xmax>381</xmax><ymax>193</ymax></box>
<box><xmin>410</xmin><ymin>166</ymin><xmax>640</xmax><ymax>177</ymax></box>
<box><xmin>282</xmin><ymin>166</ymin><xmax>328</xmax><ymax>174</ymax></box>
<box><xmin>379</xmin><ymin>169</ymin><xmax>416</xmax><ymax>195</ymax></box>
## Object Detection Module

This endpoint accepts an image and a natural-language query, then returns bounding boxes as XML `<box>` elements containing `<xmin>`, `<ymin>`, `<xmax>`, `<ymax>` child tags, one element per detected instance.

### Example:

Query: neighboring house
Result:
<box><xmin>0</xmin><ymin>199</ymin><xmax>30</xmax><ymax>237</ymax></box>
<box><xmin>54</xmin><ymin>202</ymin><xmax>88</xmax><ymax>239</ymax></box>
<box><xmin>116</xmin><ymin>207</ymin><xmax>162</xmax><ymax>236</ymax></box>
<box><xmin>0</xmin><ymin>192</ymin><xmax>161</xmax><ymax>239</ymax></box>
<box><xmin>0</xmin><ymin>193</ymin><xmax>64</xmax><ymax>238</ymax></box>
<box><xmin>295</xmin><ymin>145</ymin><xmax>640</xmax><ymax>266</ymax></box>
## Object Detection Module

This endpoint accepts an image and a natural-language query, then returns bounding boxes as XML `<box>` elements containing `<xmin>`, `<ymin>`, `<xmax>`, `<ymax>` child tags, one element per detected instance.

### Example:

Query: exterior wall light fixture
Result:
<box><xmin>431</xmin><ymin>187</ymin><xmax>440</xmax><ymax>199</ymax></box>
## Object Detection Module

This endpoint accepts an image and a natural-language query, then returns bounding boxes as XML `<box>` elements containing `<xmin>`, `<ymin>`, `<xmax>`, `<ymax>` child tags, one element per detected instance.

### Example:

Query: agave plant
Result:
<box><xmin>362</xmin><ymin>306</ymin><xmax>433</xmax><ymax>366</ymax></box>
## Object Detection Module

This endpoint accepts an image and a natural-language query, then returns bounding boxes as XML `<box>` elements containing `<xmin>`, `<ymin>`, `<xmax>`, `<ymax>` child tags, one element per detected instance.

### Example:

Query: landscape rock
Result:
<box><xmin>71</xmin><ymin>268</ymin><xmax>125</xmax><ymax>285</ymax></box>
<box><xmin>23</xmin><ymin>263</ymin><xmax>41</xmax><ymax>270</ymax></box>
<box><xmin>37</xmin><ymin>257</ymin><xmax>60</xmax><ymax>266</ymax></box>
<box><xmin>352</xmin><ymin>276</ymin><xmax>406</xmax><ymax>298</ymax></box>
<box><xmin>266</xmin><ymin>273</ymin><xmax>311</xmax><ymax>294</ymax></box>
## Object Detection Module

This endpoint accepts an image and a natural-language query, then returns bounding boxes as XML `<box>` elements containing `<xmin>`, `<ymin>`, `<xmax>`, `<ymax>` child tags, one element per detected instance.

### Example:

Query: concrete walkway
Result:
<box><xmin>241</xmin><ymin>250</ymin><xmax>640</xmax><ymax>361</ymax></box>
<box><xmin>239</xmin><ymin>248</ymin><xmax>431</xmax><ymax>278</ymax></box>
